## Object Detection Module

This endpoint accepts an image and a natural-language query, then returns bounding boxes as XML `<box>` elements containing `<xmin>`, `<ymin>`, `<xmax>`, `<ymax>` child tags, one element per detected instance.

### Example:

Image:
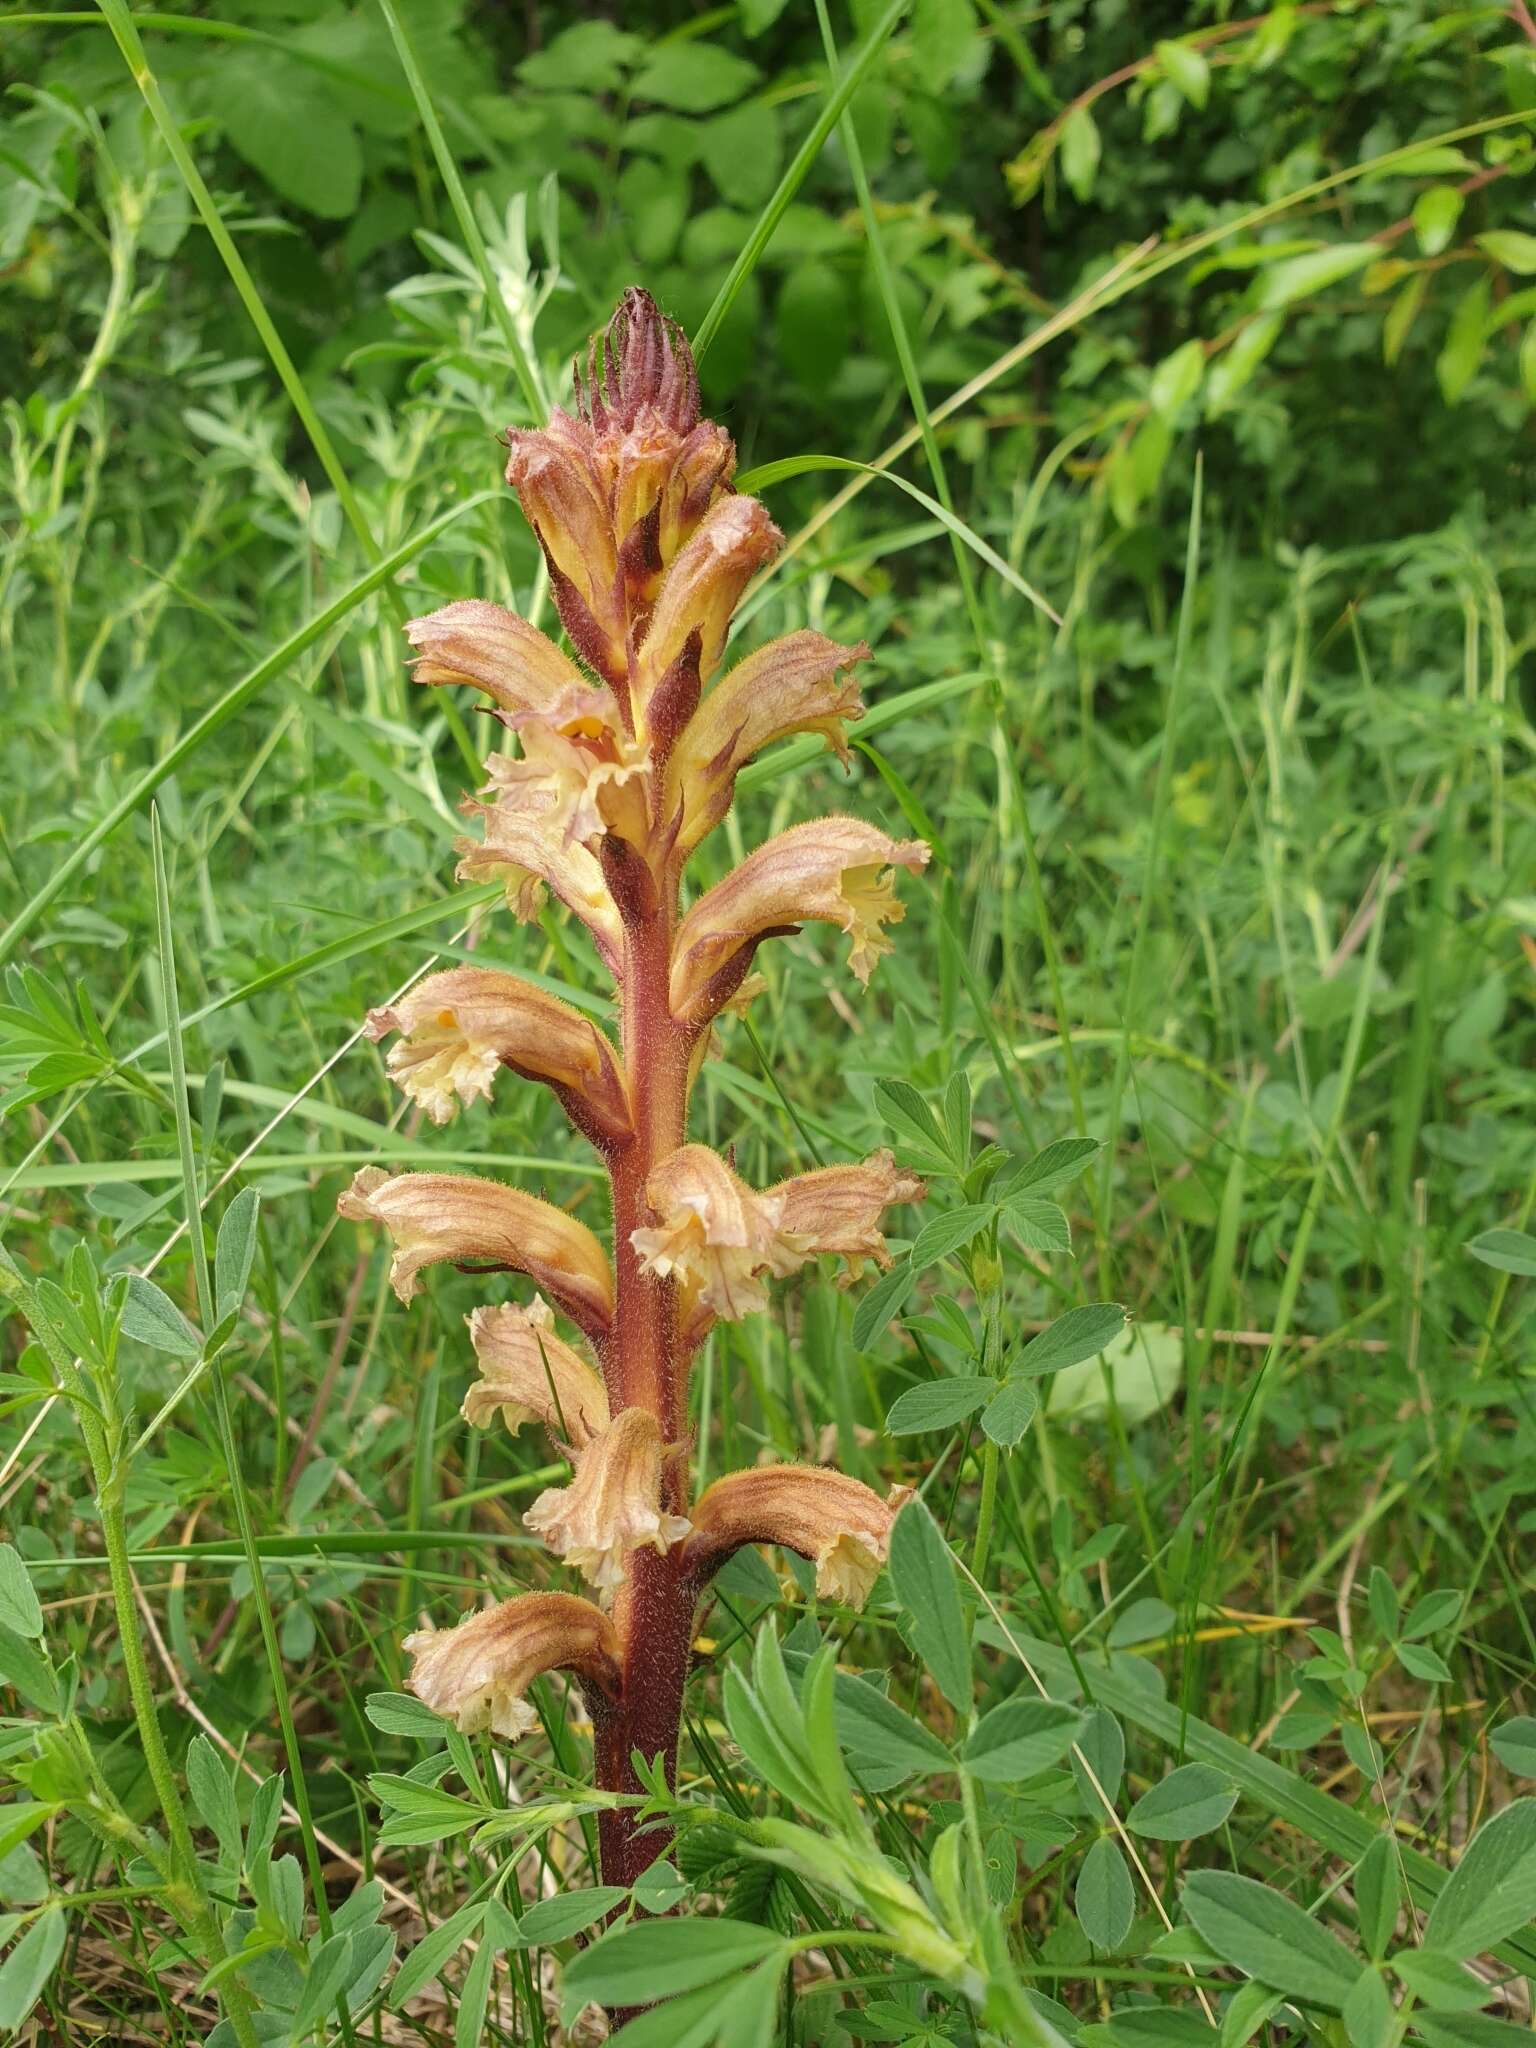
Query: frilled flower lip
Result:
<box><xmin>337</xmin><ymin>1166</ymin><xmax>615</xmax><ymax>1342</ymax></box>
<box><xmin>683</xmin><ymin>1466</ymin><xmax>914</xmax><ymax>1609</ymax></box>
<box><xmin>464</xmin><ymin>1296</ymin><xmax>610</xmax><ymax>1450</ymax></box>
<box><xmin>524</xmin><ymin>1408</ymin><xmax>691</xmax><ymax>1597</ymax></box>
<box><xmin>670</xmin><ymin>817</ymin><xmax>930</xmax><ymax>1027</ymax></box>
<box><xmin>455</xmin><ymin>788</ymin><xmax>625</xmax><ymax>973</ymax></box>
<box><xmin>630</xmin><ymin>1145</ymin><xmax>923</xmax><ymax>1330</ymax></box>
<box><xmin>364</xmin><ymin>966</ymin><xmax>632</xmax><ymax>1146</ymax></box>
<box><xmin>404</xmin><ymin>1591</ymin><xmax>620</xmax><ymax>1739</ymax></box>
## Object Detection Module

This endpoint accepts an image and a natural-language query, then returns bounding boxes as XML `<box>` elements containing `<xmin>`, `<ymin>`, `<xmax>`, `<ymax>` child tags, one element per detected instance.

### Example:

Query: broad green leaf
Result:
<box><xmin>562</xmin><ymin>1917</ymin><xmax>784</xmax><ymax>2012</ymax></box>
<box><xmin>888</xmin><ymin>1501</ymin><xmax>971</xmax><ymax>1713</ymax></box>
<box><xmin>1342</xmin><ymin>1965</ymin><xmax>1394</xmax><ymax>2048</ymax></box>
<box><xmin>1050</xmin><ymin>1322</ymin><xmax>1184</xmax><ymax>1426</ymax></box>
<box><xmin>120</xmin><ymin>1275</ymin><xmax>202</xmax><ymax>1360</ymax></box>
<box><xmin>980</xmin><ymin>1377</ymin><xmax>1039</xmax><ymax>1447</ymax></box>
<box><xmin>910</xmin><ymin>1204</ymin><xmax>994</xmax><ymax>1268</ymax></box>
<box><xmin>1017</xmin><ymin>1303</ymin><xmax>1128</xmax><ymax>1379</ymax></box>
<box><xmin>1392</xmin><ymin>1951</ymin><xmax>1491</xmax><ymax>2011</ymax></box>
<box><xmin>1181</xmin><ymin>1871</ymin><xmax>1364</xmax><ymax>2006</ymax></box>
<box><xmin>1478</xmin><ymin>230</ymin><xmax>1536</xmax><ymax>275</ymax></box>
<box><xmin>1150</xmin><ymin>339</ymin><xmax>1205</xmax><ymax>422</ymax></box>
<box><xmin>1257</xmin><ymin>243</ymin><xmax>1376</xmax><ymax>308</ymax></box>
<box><xmin>631</xmin><ymin>42</ymin><xmax>758</xmax><ymax>111</ymax></box>
<box><xmin>0</xmin><ymin>1628</ymin><xmax>61</xmax><ymax>1717</ymax></box>
<box><xmin>519</xmin><ymin>1888</ymin><xmax>627</xmax><ymax>1946</ymax></box>
<box><xmin>389</xmin><ymin>1901</ymin><xmax>485</xmax><ymax>2008</ymax></box>
<box><xmin>1004</xmin><ymin>1197</ymin><xmax>1072</xmax><ymax>1255</ymax></box>
<box><xmin>1072</xmin><ymin>1706</ymin><xmax>1126</xmax><ymax>1809</ymax></box>
<box><xmin>1077</xmin><ymin>1837</ymin><xmax>1134</xmax><ymax>1952</ymax></box>
<box><xmin>1005</xmin><ymin>1138</ymin><xmax>1102</xmax><ymax>1196</ymax></box>
<box><xmin>852</xmin><ymin>1260</ymin><xmax>917</xmax><ymax>1349</ymax></box>
<box><xmin>1157</xmin><ymin>40</ymin><xmax>1210</xmax><ymax>108</ymax></box>
<box><xmin>1413</xmin><ymin>186</ymin><xmax>1463</xmax><ymax>257</ymax></box>
<box><xmin>365</xmin><ymin>1691</ymin><xmax>451</xmax><ymax>1740</ymax></box>
<box><xmin>1354</xmin><ymin>1836</ymin><xmax>1400</xmax><ymax>1961</ymax></box>
<box><xmin>1491</xmin><ymin>1718</ymin><xmax>1536</xmax><ymax>1779</ymax></box>
<box><xmin>1128</xmin><ymin>1765</ymin><xmax>1238</xmax><ymax>1840</ymax></box>
<box><xmin>187</xmin><ymin>1735</ymin><xmax>242</xmax><ymax>1868</ymax></box>
<box><xmin>1437</xmin><ymin>277</ymin><xmax>1490</xmax><ymax>403</ymax></box>
<box><xmin>0</xmin><ymin>1910</ymin><xmax>65</xmax><ymax>2032</ymax></box>
<box><xmin>1401</xmin><ymin>1590</ymin><xmax>1462</xmax><ymax>1640</ymax></box>
<box><xmin>1424</xmin><ymin>1800</ymin><xmax>1536</xmax><ymax>1960</ymax></box>
<box><xmin>832</xmin><ymin>1670</ymin><xmax>954</xmax><ymax>1778</ymax></box>
<box><xmin>220</xmin><ymin>54</ymin><xmax>363</xmax><ymax>218</ymax></box>
<box><xmin>1060</xmin><ymin>106</ymin><xmax>1101</xmax><ymax>202</ymax></box>
<box><xmin>214</xmin><ymin>1187</ymin><xmax>260</xmax><ymax>1319</ymax></box>
<box><xmin>1206</xmin><ymin>312</ymin><xmax>1282</xmax><ymax>414</ymax></box>
<box><xmin>0</xmin><ymin>1549</ymin><xmax>42</xmax><ymax>1640</ymax></box>
<box><xmin>963</xmin><ymin>1699</ymin><xmax>1081</xmax><ymax>1782</ymax></box>
<box><xmin>1465</xmin><ymin>1229</ymin><xmax>1536</xmax><ymax>1279</ymax></box>
<box><xmin>886</xmin><ymin>1377</ymin><xmax>993</xmax><ymax>1435</ymax></box>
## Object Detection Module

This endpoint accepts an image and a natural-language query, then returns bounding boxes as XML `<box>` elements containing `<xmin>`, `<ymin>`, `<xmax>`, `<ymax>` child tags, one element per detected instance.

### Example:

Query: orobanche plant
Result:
<box><xmin>341</xmin><ymin>288</ymin><xmax>928</xmax><ymax>1889</ymax></box>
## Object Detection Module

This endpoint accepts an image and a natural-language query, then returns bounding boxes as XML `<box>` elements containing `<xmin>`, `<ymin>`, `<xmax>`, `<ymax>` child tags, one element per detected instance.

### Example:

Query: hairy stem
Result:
<box><xmin>597</xmin><ymin>871</ymin><xmax>698</xmax><ymax>1885</ymax></box>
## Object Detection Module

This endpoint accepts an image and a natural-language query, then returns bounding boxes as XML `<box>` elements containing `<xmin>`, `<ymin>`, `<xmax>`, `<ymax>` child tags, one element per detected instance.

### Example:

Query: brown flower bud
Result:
<box><xmin>634</xmin><ymin>497</ymin><xmax>782</xmax><ymax>726</ymax></box>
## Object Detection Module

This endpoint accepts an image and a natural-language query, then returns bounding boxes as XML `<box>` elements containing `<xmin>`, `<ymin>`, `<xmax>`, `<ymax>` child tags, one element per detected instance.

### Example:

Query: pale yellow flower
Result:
<box><xmin>686</xmin><ymin>1467</ymin><xmax>913</xmax><ymax>1608</ymax></box>
<box><xmin>404</xmin><ymin>1591</ymin><xmax>620</xmax><ymax>1739</ymax></box>
<box><xmin>364</xmin><ymin>967</ymin><xmax>630</xmax><ymax>1146</ymax></box>
<box><xmin>455</xmin><ymin>790</ymin><xmax>624</xmax><ymax>973</ymax></box>
<box><xmin>670</xmin><ymin>817</ymin><xmax>930</xmax><ymax>1025</ymax></box>
<box><xmin>524</xmin><ymin>1408</ymin><xmax>691</xmax><ymax>1596</ymax></box>
<box><xmin>337</xmin><ymin>1166</ymin><xmax>614</xmax><ymax>1340</ymax></box>
<box><xmin>464</xmin><ymin>1296</ymin><xmax>610</xmax><ymax>1449</ymax></box>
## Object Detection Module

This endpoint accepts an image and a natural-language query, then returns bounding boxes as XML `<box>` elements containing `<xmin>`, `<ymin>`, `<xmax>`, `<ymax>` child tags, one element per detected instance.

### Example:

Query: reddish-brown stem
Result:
<box><xmin>596</xmin><ymin>863</ymin><xmax>699</xmax><ymax>1885</ymax></box>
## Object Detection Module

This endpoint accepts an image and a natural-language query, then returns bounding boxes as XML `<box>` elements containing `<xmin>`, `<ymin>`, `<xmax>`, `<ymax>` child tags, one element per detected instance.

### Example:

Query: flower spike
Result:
<box><xmin>685</xmin><ymin>1467</ymin><xmax>913</xmax><ymax>1609</ymax></box>
<box><xmin>524</xmin><ymin>1408</ymin><xmax>691</xmax><ymax>1596</ymax></box>
<box><xmin>464</xmin><ymin>1297</ymin><xmax>610</xmax><ymax>1449</ymax></box>
<box><xmin>365</xmin><ymin>968</ymin><xmax>631</xmax><ymax>1146</ymax></box>
<box><xmin>337</xmin><ymin>1167</ymin><xmax>614</xmax><ymax>1341</ymax></box>
<box><xmin>670</xmin><ymin>817</ymin><xmax>931</xmax><ymax>1026</ymax></box>
<box><xmin>404</xmin><ymin>1592</ymin><xmax>620</xmax><ymax>1738</ymax></box>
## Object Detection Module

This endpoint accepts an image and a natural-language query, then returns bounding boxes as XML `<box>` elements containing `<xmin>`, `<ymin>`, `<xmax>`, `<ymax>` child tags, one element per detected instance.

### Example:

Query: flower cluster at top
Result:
<box><xmin>339</xmin><ymin>289</ymin><xmax>927</xmax><ymax>1744</ymax></box>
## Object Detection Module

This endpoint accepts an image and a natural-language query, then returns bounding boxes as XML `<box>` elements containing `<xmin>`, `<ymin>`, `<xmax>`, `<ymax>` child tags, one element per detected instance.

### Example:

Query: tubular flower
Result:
<box><xmin>464</xmin><ymin>1297</ymin><xmax>610</xmax><ymax>1449</ymax></box>
<box><xmin>479</xmin><ymin>718</ymin><xmax>651</xmax><ymax>856</ymax></box>
<box><xmin>771</xmin><ymin>1150</ymin><xmax>925</xmax><ymax>1283</ymax></box>
<box><xmin>670</xmin><ymin>817</ymin><xmax>931</xmax><ymax>1026</ymax></box>
<box><xmin>524</xmin><ymin>1408</ymin><xmax>691</xmax><ymax>1596</ymax></box>
<box><xmin>404</xmin><ymin>599</ymin><xmax>614</xmax><ymax>728</ymax></box>
<box><xmin>364</xmin><ymin>968</ymin><xmax>631</xmax><ymax>1145</ymax></box>
<box><xmin>455</xmin><ymin>788</ymin><xmax>624</xmax><ymax>972</ymax></box>
<box><xmin>686</xmin><ymin>1467</ymin><xmax>914</xmax><ymax>1609</ymax></box>
<box><xmin>336</xmin><ymin>1167</ymin><xmax>614</xmax><ymax>1340</ymax></box>
<box><xmin>662</xmin><ymin>631</ymin><xmax>869</xmax><ymax>859</ymax></box>
<box><xmin>633</xmin><ymin>497</ymin><xmax>783</xmax><ymax>724</ymax></box>
<box><xmin>630</xmin><ymin>1145</ymin><xmax>808</xmax><ymax>1324</ymax></box>
<box><xmin>405</xmin><ymin>1592</ymin><xmax>620</xmax><ymax>1739</ymax></box>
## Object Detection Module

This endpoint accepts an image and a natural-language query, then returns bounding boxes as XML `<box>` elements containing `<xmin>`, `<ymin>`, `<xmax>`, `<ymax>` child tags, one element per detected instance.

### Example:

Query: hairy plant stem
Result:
<box><xmin>596</xmin><ymin>874</ymin><xmax>698</xmax><ymax>1888</ymax></box>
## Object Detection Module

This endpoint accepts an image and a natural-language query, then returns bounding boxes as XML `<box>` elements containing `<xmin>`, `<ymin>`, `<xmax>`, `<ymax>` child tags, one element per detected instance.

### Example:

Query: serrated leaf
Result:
<box><xmin>910</xmin><ymin>1204</ymin><xmax>994</xmax><ymax>1268</ymax></box>
<box><xmin>631</xmin><ymin>42</ymin><xmax>758</xmax><ymax>112</ymax></box>
<box><xmin>980</xmin><ymin>1377</ymin><xmax>1038</xmax><ymax>1447</ymax></box>
<box><xmin>1004</xmin><ymin>1197</ymin><xmax>1073</xmax><ymax>1255</ymax></box>
<box><xmin>1017</xmin><ymin>1303</ymin><xmax>1128</xmax><ymax>1378</ymax></box>
<box><xmin>365</xmin><ymin>1691</ymin><xmax>450</xmax><ymax>1740</ymax></box>
<box><xmin>1005</xmin><ymin>1137</ymin><xmax>1103</xmax><ymax>1195</ymax></box>
<box><xmin>886</xmin><ymin>1376</ymin><xmax>993</xmax><ymax>1435</ymax></box>
<box><xmin>1128</xmin><ymin>1765</ymin><xmax>1238</xmax><ymax>1840</ymax></box>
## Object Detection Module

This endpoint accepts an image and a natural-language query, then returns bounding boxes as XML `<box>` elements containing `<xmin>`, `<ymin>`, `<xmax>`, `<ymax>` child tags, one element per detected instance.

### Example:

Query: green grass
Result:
<box><xmin>0</xmin><ymin>2</ymin><xmax>1533</xmax><ymax>2043</ymax></box>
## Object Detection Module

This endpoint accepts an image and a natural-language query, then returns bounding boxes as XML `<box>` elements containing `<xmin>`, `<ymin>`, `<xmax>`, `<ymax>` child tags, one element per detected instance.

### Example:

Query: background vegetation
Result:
<box><xmin>0</xmin><ymin>0</ymin><xmax>1533</xmax><ymax>2042</ymax></box>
